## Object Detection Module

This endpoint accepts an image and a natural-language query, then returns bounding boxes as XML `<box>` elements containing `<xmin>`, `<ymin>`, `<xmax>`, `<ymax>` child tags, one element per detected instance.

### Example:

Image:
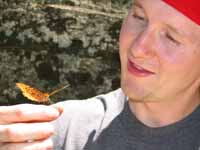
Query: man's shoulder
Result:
<box><xmin>51</xmin><ymin>88</ymin><xmax>127</xmax><ymax>150</ymax></box>
<box><xmin>58</xmin><ymin>88</ymin><xmax>126</xmax><ymax>119</ymax></box>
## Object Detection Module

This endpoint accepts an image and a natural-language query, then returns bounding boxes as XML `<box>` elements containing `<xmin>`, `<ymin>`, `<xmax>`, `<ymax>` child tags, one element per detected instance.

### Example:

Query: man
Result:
<box><xmin>0</xmin><ymin>0</ymin><xmax>200</xmax><ymax>149</ymax></box>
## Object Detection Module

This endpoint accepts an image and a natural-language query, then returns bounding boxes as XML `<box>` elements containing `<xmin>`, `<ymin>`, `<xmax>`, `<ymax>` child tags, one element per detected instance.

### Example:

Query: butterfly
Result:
<box><xmin>16</xmin><ymin>82</ymin><xmax>69</xmax><ymax>104</ymax></box>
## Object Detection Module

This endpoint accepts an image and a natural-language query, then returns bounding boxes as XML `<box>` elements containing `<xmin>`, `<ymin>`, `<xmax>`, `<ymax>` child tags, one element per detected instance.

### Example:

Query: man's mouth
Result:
<box><xmin>127</xmin><ymin>59</ymin><xmax>155</xmax><ymax>77</ymax></box>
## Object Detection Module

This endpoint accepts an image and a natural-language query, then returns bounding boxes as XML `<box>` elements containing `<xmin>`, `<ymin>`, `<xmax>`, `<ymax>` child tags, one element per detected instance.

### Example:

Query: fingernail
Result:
<box><xmin>48</xmin><ymin>108</ymin><xmax>59</xmax><ymax>117</ymax></box>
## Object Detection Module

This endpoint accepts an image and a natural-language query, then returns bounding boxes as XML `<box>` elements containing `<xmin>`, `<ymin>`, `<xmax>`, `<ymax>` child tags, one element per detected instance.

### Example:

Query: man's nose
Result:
<box><xmin>130</xmin><ymin>27</ymin><xmax>156</xmax><ymax>59</ymax></box>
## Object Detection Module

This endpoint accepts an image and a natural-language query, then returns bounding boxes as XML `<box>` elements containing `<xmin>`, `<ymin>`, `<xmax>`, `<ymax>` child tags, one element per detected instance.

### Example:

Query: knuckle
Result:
<box><xmin>0</xmin><ymin>143</ymin><xmax>14</xmax><ymax>150</ymax></box>
<box><xmin>4</xmin><ymin>127</ymin><xmax>16</xmax><ymax>141</ymax></box>
<box><xmin>14</xmin><ymin>108</ymin><xmax>24</xmax><ymax>119</ymax></box>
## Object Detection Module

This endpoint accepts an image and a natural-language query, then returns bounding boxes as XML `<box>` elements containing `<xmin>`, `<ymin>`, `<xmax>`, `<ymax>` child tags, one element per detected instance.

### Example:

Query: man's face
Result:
<box><xmin>120</xmin><ymin>0</ymin><xmax>200</xmax><ymax>102</ymax></box>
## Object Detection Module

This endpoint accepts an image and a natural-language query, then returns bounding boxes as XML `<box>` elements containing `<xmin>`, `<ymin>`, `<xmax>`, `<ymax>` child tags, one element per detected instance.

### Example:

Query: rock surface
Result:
<box><xmin>0</xmin><ymin>0</ymin><xmax>132</xmax><ymax>105</ymax></box>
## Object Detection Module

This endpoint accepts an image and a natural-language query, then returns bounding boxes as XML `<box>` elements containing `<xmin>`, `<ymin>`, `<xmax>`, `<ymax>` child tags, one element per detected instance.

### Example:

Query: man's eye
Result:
<box><xmin>166</xmin><ymin>33</ymin><xmax>180</xmax><ymax>45</ymax></box>
<box><xmin>132</xmin><ymin>13</ymin><xmax>145</xmax><ymax>21</ymax></box>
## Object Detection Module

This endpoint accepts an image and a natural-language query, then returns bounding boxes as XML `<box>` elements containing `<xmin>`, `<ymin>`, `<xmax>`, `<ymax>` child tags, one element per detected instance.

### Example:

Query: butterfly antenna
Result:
<box><xmin>48</xmin><ymin>84</ymin><xmax>70</xmax><ymax>96</ymax></box>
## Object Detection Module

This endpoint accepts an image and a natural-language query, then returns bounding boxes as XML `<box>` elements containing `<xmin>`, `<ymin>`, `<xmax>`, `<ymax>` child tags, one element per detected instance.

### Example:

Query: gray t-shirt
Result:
<box><xmin>51</xmin><ymin>89</ymin><xmax>200</xmax><ymax>150</ymax></box>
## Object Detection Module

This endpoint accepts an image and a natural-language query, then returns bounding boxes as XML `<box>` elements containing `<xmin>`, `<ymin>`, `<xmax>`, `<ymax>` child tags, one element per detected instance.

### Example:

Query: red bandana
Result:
<box><xmin>163</xmin><ymin>0</ymin><xmax>200</xmax><ymax>25</ymax></box>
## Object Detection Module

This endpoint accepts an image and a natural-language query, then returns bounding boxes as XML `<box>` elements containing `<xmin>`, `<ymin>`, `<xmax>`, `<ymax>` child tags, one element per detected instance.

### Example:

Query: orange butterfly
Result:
<box><xmin>16</xmin><ymin>83</ymin><xmax>69</xmax><ymax>103</ymax></box>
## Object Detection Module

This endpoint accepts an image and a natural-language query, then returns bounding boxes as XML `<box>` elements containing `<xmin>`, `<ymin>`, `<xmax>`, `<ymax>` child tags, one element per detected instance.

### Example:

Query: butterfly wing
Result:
<box><xmin>16</xmin><ymin>83</ymin><xmax>50</xmax><ymax>102</ymax></box>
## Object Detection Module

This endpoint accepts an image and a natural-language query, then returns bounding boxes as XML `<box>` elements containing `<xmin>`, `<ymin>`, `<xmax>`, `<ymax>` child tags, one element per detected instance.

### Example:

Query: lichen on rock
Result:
<box><xmin>0</xmin><ymin>0</ymin><xmax>132</xmax><ymax>105</ymax></box>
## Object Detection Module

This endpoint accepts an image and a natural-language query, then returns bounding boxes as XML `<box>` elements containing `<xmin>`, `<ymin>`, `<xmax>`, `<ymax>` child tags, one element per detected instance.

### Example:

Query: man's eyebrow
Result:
<box><xmin>134</xmin><ymin>0</ymin><xmax>144</xmax><ymax>9</ymax></box>
<box><xmin>133</xmin><ymin>0</ymin><xmax>147</xmax><ymax>17</ymax></box>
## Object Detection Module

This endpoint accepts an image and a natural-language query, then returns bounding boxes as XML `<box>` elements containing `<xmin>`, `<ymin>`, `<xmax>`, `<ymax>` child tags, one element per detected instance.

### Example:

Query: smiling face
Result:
<box><xmin>120</xmin><ymin>0</ymin><xmax>200</xmax><ymax>102</ymax></box>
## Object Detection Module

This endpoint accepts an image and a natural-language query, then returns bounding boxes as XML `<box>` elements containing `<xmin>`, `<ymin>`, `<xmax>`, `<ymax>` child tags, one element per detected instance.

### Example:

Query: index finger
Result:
<box><xmin>0</xmin><ymin>104</ymin><xmax>61</xmax><ymax>124</ymax></box>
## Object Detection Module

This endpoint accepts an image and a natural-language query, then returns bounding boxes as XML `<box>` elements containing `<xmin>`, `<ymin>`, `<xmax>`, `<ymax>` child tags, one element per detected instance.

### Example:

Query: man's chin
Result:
<box><xmin>121</xmin><ymin>85</ymin><xmax>159</xmax><ymax>103</ymax></box>
<box><xmin>121</xmin><ymin>85</ymin><xmax>146</xmax><ymax>101</ymax></box>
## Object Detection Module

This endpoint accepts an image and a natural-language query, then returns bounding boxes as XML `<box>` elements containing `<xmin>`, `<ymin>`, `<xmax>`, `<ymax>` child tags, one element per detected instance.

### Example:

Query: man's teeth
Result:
<box><xmin>134</xmin><ymin>64</ymin><xmax>145</xmax><ymax>71</ymax></box>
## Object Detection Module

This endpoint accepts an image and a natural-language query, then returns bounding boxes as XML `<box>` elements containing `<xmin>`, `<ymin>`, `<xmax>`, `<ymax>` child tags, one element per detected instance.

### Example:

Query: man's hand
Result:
<box><xmin>0</xmin><ymin>104</ymin><xmax>63</xmax><ymax>150</ymax></box>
